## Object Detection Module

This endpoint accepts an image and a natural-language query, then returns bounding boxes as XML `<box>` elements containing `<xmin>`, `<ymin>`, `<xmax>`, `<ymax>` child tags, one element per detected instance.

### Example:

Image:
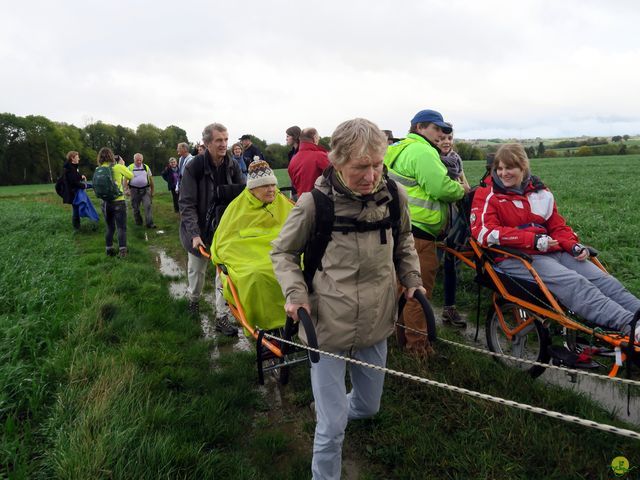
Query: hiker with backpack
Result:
<box><xmin>271</xmin><ymin>118</ymin><xmax>424</xmax><ymax>480</ymax></box>
<box><xmin>60</xmin><ymin>150</ymin><xmax>87</xmax><ymax>230</ymax></box>
<box><xmin>93</xmin><ymin>148</ymin><xmax>134</xmax><ymax>257</ymax></box>
<box><xmin>126</xmin><ymin>153</ymin><xmax>156</xmax><ymax>228</ymax></box>
<box><xmin>179</xmin><ymin>122</ymin><xmax>244</xmax><ymax>335</ymax></box>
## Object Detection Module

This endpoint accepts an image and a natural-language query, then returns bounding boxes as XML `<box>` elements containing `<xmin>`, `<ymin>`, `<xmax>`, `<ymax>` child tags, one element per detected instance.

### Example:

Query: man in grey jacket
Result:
<box><xmin>179</xmin><ymin>122</ymin><xmax>245</xmax><ymax>335</ymax></box>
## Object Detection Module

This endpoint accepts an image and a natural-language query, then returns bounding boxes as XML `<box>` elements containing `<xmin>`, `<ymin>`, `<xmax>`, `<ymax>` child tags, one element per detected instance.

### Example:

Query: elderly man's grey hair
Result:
<box><xmin>177</xmin><ymin>142</ymin><xmax>189</xmax><ymax>151</ymax></box>
<box><xmin>134</xmin><ymin>152</ymin><xmax>143</xmax><ymax>161</ymax></box>
<box><xmin>202</xmin><ymin>123</ymin><xmax>228</xmax><ymax>144</ymax></box>
<box><xmin>328</xmin><ymin>118</ymin><xmax>387</xmax><ymax>167</ymax></box>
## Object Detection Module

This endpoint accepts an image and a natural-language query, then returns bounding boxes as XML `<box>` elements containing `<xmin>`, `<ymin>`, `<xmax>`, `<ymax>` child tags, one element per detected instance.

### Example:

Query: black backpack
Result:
<box><xmin>302</xmin><ymin>177</ymin><xmax>401</xmax><ymax>293</ymax></box>
<box><xmin>55</xmin><ymin>175</ymin><xmax>66</xmax><ymax>198</ymax></box>
<box><xmin>92</xmin><ymin>165</ymin><xmax>122</xmax><ymax>202</ymax></box>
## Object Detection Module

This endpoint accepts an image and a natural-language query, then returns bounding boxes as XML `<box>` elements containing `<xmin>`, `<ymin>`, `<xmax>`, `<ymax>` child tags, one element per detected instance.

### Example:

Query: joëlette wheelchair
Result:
<box><xmin>438</xmin><ymin>172</ymin><xmax>640</xmax><ymax>379</ymax></box>
<box><xmin>200</xmin><ymin>184</ymin><xmax>319</xmax><ymax>385</ymax></box>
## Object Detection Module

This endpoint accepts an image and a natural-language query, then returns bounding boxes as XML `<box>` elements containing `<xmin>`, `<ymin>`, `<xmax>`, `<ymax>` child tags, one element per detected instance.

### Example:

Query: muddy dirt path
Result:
<box><xmin>151</xmin><ymin>245</ymin><xmax>363</xmax><ymax>479</ymax></box>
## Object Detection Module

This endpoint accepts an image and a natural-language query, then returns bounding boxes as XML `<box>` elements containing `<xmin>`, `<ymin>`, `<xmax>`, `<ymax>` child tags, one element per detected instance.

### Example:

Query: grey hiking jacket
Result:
<box><xmin>179</xmin><ymin>150</ymin><xmax>244</xmax><ymax>255</ymax></box>
<box><xmin>271</xmin><ymin>172</ymin><xmax>422</xmax><ymax>353</ymax></box>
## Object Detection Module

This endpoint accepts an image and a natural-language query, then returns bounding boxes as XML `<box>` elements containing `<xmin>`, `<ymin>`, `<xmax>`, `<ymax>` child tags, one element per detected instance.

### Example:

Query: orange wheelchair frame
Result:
<box><xmin>439</xmin><ymin>237</ymin><xmax>640</xmax><ymax>378</ymax></box>
<box><xmin>199</xmin><ymin>246</ymin><xmax>319</xmax><ymax>385</ymax></box>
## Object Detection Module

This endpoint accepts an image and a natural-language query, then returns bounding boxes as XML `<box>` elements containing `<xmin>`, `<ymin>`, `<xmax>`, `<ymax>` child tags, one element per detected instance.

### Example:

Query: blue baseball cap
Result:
<box><xmin>410</xmin><ymin>109</ymin><xmax>453</xmax><ymax>134</ymax></box>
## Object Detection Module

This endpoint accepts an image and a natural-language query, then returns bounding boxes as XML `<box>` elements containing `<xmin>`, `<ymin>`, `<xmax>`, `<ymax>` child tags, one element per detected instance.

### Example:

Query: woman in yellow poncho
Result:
<box><xmin>212</xmin><ymin>160</ymin><xmax>293</xmax><ymax>333</ymax></box>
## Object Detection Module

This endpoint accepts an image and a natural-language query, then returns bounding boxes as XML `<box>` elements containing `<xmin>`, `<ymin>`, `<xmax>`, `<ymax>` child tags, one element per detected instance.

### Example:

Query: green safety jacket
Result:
<box><xmin>384</xmin><ymin>133</ymin><xmax>464</xmax><ymax>237</ymax></box>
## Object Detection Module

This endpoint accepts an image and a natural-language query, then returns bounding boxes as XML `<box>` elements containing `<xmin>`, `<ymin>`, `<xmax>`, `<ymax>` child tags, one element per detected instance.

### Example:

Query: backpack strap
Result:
<box><xmin>303</xmin><ymin>189</ymin><xmax>334</xmax><ymax>294</ymax></box>
<box><xmin>303</xmin><ymin>178</ymin><xmax>402</xmax><ymax>293</ymax></box>
<box><xmin>385</xmin><ymin>177</ymin><xmax>401</xmax><ymax>260</ymax></box>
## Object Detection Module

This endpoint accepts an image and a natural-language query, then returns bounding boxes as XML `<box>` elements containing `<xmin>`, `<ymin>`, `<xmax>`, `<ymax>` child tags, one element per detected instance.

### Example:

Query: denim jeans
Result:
<box><xmin>103</xmin><ymin>200</ymin><xmax>127</xmax><ymax>249</ymax></box>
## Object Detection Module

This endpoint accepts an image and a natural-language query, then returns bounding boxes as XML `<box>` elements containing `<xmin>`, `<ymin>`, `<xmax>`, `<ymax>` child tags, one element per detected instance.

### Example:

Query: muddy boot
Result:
<box><xmin>442</xmin><ymin>305</ymin><xmax>467</xmax><ymax>328</ymax></box>
<box><xmin>106</xmin><ymin>246</ymin><xmax>116</xmax><ymax>257</ymax></box>
<box><xmin>119</xmin><ymin>247</ymin><xmax>128</xmax><ymax>258</ymax></box>
<box><xmin>215</xmin><ymin>315</ymin><xmax>238</xmax><ymax>337</ymax></box>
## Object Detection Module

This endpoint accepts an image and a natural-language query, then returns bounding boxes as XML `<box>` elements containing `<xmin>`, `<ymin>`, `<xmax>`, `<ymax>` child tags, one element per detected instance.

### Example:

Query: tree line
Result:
<box><xmin>0</xmin><ymin>113</ymin><xmax>190</xmax><ymax>186</ymax></box>
<box><xmin>3</xmin><ymin>112</ymin><xmax>633</xmax><ymax>187</ymax></box>
<box><xmin>0</xmin><ymin>113</ymin><xmax>331</xmax><ymax>186</ymax></box>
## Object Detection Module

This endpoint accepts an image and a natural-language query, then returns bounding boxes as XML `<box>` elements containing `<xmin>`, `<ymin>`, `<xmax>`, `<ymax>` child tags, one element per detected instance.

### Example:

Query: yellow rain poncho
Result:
<box><xmin>212</xmin><ymin>188</ymin><xmax>293</xmax><ymax>333</ymax></box>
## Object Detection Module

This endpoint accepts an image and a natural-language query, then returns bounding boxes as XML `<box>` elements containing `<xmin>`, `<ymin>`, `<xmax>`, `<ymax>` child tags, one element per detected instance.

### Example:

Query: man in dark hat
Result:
<box><xmin>384</xmin><ymin>109</ymin><xmax>465</xmax><ymax>357</ymax></box>
<box><xmin>239</xmin><ymin>134</ymin><xmax>265</xmax><ymax>167</ymax></box>
<box><xmin>382</xmin><ymin>129</ymin><xmax>400</xmax><ymax>145</ymax></box>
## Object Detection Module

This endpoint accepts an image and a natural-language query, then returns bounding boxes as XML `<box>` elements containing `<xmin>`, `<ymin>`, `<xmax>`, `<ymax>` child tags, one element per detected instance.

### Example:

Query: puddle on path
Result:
<box><xmin>155</xmin><ymin>246</ymin><xmax>253</xmax><ymax>359</ymax></box>
<box><xmin>151</xmin><ymin>247</ymin><xmax>184</xmax><ymax>278</ymax></box>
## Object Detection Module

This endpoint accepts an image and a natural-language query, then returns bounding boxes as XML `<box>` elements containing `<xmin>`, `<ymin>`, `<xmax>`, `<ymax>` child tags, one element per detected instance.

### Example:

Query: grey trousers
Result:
<box><xmin>130</xmin><ymin>187</ymin><xmax>154</xmax><ymax>226</ymax></box>
<box><xmin>310</xmin><ymin>339</ymin><xmax>387</xmax><ymax>480</ymax></box>
<box><xmin>498</xmin><ymin>252</ymin><xmax>640</xmax><ymax>333</ymax></box>
<box><xmin>186</xmin><ymin>252</ymin><xmax>231</xmax><ymax>319</ymax></box>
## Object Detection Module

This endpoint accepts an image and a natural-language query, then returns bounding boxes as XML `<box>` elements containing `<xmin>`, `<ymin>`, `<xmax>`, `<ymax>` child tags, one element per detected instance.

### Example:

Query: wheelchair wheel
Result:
<box><xmin>257</xmin><ymin>325</ymin><xmax>289</xmax><ymax>386</ymax></box>
<box><xmin>486</xmin><ymin>302</ymin><xmax>551</xmax><ymax>378</ymax></box>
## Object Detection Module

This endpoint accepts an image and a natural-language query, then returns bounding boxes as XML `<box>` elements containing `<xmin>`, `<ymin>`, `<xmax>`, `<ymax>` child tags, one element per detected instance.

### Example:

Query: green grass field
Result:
<box><xmin>1</xmin><ymin>155</ymin><xmax>639</xmax><ymax>479</ymax></box>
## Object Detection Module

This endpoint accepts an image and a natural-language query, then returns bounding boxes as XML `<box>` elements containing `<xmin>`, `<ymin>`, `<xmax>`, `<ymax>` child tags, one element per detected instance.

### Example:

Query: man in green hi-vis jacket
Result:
<box><xmin>384</xmin><ymin>109</ymin><xmax>465</xmax><ymax>357</ymax></box>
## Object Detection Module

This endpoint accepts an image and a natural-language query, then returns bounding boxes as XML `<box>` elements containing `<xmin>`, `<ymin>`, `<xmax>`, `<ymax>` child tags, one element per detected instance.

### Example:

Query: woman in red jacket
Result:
<box><xmin>470</xmin><ymin>143</ymin><xmax>640</xmax><ymax>341</ymax></box>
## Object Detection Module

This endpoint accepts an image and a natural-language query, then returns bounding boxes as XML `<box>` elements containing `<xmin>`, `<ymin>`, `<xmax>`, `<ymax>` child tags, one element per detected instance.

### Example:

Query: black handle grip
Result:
<box><xmin>298</xmin><ymin>308</ymin><xmax>320</xmax><ymax>363</ymax></box>
<box><xmin>398</xmin><ymin>290</ymin><xmax>437</xmax><ymax>342</ymax></box>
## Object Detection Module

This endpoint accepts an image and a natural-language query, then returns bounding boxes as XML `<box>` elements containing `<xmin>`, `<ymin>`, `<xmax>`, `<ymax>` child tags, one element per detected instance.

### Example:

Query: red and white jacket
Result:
<box><xmin>470</xmin><ymin>176</ymin><xmax>579</xmax><ymax>256</ymax></box>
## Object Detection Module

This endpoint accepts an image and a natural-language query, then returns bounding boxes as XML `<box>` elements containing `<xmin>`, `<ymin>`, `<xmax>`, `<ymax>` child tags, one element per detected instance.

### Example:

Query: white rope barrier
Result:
<box><xmin>397</xmin><ymin>322</ymin><xmax>640</xmax><ymax>387</ymax></box>
<box><xmin>264</xmin><ymin>333</ymin><xmax>640</xmax><ymax>441</ymax></box>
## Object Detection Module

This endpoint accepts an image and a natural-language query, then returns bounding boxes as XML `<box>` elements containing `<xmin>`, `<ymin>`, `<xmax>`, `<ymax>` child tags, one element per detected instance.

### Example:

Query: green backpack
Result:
<box><xmin>92</xmin><ymin>165</ymin><xmax>122</xmax><ymax>202</ymax></box>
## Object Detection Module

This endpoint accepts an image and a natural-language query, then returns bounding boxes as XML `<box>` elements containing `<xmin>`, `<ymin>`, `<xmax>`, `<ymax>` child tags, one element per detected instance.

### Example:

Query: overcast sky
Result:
<box><xmin>2</xmin><ymin>0</ymin><xmax>639</xmax><ymax>144</ymax></box>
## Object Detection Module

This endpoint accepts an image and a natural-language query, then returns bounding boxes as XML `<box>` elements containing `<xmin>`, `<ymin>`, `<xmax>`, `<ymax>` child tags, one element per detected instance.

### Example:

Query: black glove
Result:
<box><xmin>571</xmin><ymin>243</ymin><xmax>586</xmax><ymax>257</ymax></box>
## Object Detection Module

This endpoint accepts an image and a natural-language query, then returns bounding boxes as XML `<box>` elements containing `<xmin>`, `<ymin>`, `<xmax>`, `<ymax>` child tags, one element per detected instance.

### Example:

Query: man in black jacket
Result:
<box><xmin>179</xmin><ymin>123</ymin><xmax>245</xmax><ymax>335</ymax></box>
<box><xmin>239</xmin><ymin>134</ymin><xmax>264</xmax><ymax>166</ymax></box>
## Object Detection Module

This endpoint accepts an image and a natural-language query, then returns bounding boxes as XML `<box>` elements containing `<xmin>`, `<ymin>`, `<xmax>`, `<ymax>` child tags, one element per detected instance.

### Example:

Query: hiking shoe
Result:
<box><xmin>442</xmin><ymin>306</ymin><xmax>467</xmax><ymax>328</ymax></box>
<box><xmin>119</xmin><ymin>247</ymin><xmax>128</xmax><ymax>258</ymax></box>
<box><xmin>188</xmin><ymin>301</ymin><xmax>199</xmax><ymax>318</ymax></box>
<box><xmin>106</xmin><ymin>247</ymin><xmax>116</xmax><ymax>257</ymax></box>
<box><xmin>215</xmin><ymin>316</ymin><xmax>238</xmax><ymax>337</ymax></box>
<box><xmin>147</xmin><ymin>224</ymin><xmax>157</xmax><ymax>229</ymax></box>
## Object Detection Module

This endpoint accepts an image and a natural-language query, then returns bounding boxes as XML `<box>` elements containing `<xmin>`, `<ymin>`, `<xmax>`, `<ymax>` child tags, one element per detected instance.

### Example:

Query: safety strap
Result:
<box><xmin>303</xmin><ymin>178</ymin><xmax>401</xmax><ymax>293</ymax></box>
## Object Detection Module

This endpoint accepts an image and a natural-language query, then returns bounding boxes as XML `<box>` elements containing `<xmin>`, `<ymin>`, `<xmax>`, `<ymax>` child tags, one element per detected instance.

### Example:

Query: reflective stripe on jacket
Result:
<box><xmin>384</xmin><ymin>134</ymin><xmax>464</xmax><ymax>236</ymax></box>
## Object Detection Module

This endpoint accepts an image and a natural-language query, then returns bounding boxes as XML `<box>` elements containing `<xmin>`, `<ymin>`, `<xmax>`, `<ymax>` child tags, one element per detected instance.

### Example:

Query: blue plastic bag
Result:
<box><xmin>73</xmin><ymin>189</ymin><xmax>100</xmax><ymax>222</ymax></box>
